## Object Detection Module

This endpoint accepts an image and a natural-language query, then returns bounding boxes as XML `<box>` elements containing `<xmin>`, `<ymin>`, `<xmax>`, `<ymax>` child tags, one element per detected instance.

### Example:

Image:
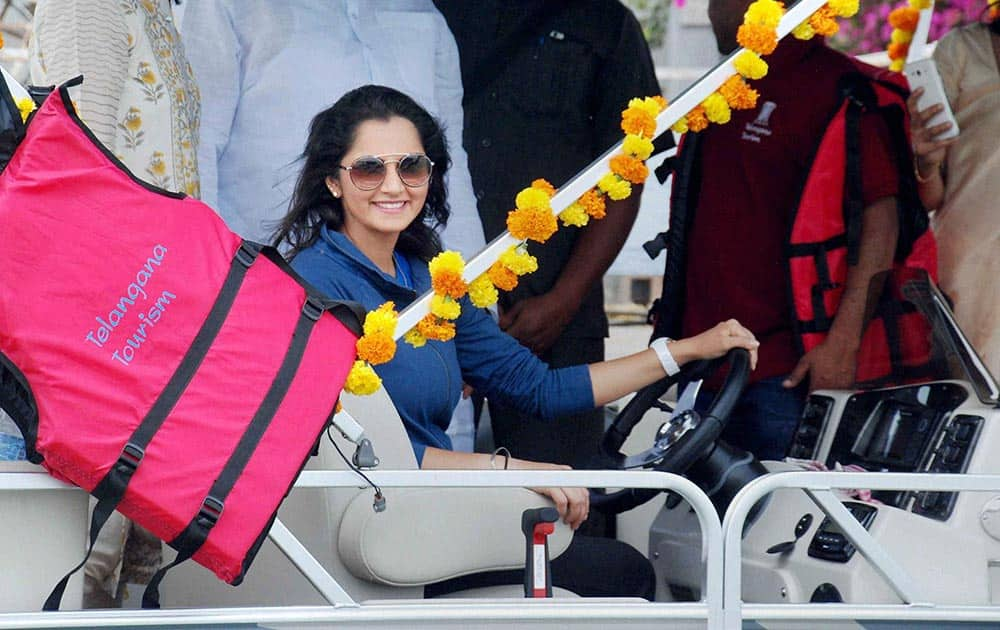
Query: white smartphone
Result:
<box><xmin>904</xmin><ymin>58</ymin><xmax>959</xmax><ymax>139</ymax></box>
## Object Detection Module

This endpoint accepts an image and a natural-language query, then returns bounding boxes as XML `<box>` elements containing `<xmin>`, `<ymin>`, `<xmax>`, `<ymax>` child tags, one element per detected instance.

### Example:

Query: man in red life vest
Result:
<box><xmin>651</xmin><ymin>0</ymin><xmax>936</xmax><ymax>460</ymax></box>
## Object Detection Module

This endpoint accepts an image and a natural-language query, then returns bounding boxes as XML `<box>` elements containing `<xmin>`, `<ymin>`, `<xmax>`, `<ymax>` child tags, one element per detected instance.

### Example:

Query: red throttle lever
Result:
<box><xmin>521</xmin><ymin>507</ymin><xmax>559</xmax><ymax>598</ymax></box>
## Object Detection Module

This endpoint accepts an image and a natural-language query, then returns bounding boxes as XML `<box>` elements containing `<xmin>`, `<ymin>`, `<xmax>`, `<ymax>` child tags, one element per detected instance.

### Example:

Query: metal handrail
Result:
<box><xmin>720</xmin><ymin>471</ymin><xmax>1000</xmax><ymax>629</ymax></box>
<box><xmin>0</xmin><ymin>468</ymin><xmax>723</xmax><ymax>628</ymax></box>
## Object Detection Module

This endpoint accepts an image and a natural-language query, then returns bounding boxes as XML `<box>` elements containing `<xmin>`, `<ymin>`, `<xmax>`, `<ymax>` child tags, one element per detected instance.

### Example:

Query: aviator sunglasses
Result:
<box><xmin>337</xmin><ymin>153</ymin><xmax>435</xmax><ymax>191</ymax></box>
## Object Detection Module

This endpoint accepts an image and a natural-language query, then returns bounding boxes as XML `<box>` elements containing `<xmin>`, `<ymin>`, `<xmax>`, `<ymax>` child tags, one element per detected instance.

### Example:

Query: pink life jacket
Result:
<box><xmin>0</xmin><ymin>82</ymin><xmax>362</xmax><ymax>606</ymax></box>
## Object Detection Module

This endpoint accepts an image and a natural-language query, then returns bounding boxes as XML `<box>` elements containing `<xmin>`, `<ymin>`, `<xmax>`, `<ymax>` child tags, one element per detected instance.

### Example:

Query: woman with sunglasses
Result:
<box><xmin>274</xmin><ymin>84</ymin><xmax>758</xmax><ymax>599</ymax></box>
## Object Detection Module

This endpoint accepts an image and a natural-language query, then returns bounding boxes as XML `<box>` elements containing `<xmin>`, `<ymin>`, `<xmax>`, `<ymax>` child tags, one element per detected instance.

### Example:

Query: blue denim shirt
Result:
<box><xmin>291</xmin><ymin>226</ymin><xmax>594</xmax><ymax>464</ymax></box>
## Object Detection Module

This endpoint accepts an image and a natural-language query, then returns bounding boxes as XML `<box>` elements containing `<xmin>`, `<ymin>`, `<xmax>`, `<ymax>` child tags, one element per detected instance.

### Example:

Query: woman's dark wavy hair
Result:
<box><xmin>273</xmin><ymin>85</ymin><xmax>450</xmax><ymax>261</ymax></box>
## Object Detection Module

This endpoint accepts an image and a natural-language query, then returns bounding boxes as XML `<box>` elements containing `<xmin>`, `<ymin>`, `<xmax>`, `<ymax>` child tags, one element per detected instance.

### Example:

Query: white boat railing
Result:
<box><xmin>0</xmin><ymin>468</ymin><xmax>724</xmax><ymax>629</ymax></box>
<box><xmin>721</xmin><ymin>471</ymin><xmax>1000</xmax><ymax>630</ymax></box>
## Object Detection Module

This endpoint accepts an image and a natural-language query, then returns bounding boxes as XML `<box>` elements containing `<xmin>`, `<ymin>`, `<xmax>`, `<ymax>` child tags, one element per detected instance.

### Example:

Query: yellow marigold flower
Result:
<box><xmin>733</xmin><ymin>50</ymin><xmax>768</xmax><ymax>80</ymax></box>
<box><xmin>531</xmin><ymin>179</ymin><xmax>556</xmax><ymax>197</ymax></box>
<box><xmin>792</xmin><ymin>21</ymin><xmax>816</xmax><ymax>40</ymax></box>
<box><xmin>622</xmin><ymin>133</ymin><xmax>654</xmax><ymax>160</ymax></box>
<box><xmin>15</xmin><ymin>97</ymin><xmax>35</xmax><ymax>123</ymax></box>
<box><xmin>908</xmin><ymin>0</ymin><xmax>931</xmax><ymax>9</ymax></box>
<box><xmin>687</xmin><ymin>106</ymin><xmax>709</xmax><ymax>132</ymax></box>
<box><xmin>344</xmin><ymin>360</ymin><xmax>382</xmax><ymax>396</ymax></box>
<box><xmin>744</xmin><ymin>0</ymin><xmax>784</xmax><ymax>28</ymax></box>
<box><xmin>363</xmin><ymin>301</ymin><xmax>398</xmax><ymax>337</ymax></box>
<box><xmin>889</xmin><ymin>58</ymin><xmax>905</xmax><ymax>72</ymax></box>
<box><xmin>719</xmin><ymin>75</ymin><xmax>759</xmax><ymax>110</ymax></box>
<box><xmin>468</xmin><ymin>274</ymin><xmax>499</xmax><ymax>308</ymax></box>
<box><xmin>597</xmin><ymin>172</ymin><xmax>631</xmax><ymax>201</ymax></box>
<box><xmin>829</xmin><ymin>0</ymin><xmax>859</xmax><ymax>18</ymax></box>
<box><xmin>429</xmin><ymin>251</ymin><xmax>467</xmax><ymax>298</ymax></box>
<box><xmin>430</xmin><ymin>294</ymin><xmax>462</xmax><ymax>320</ymax></box>
<box><xmin>515</xmin><ymin>186</ymin><xmax>551</xmax><ymax>211</ymax></box>
<box><xmin>809</xmin><ymin>6</ymin><xmax>839</xmax><ymax>37</ymax></box>
<box><xmin>737</xmin><ymin>23</ymin><xmax>778</xmax><ymax>55</ymax></box>
<box><xmin>488</xmin><ymin>261</ymin><xmax>519</xmax><ymax>291</ymax></box>
<box><xmin>671</xmin><ymin>116</ymin><xmax>690</xmax><ymax>134</ymax></box>
<box><xmin>627</xmin><ymin>96</ymin><xmax>662</xmax><ymax>120</ymax></box>
<box><xmin>891</xmin><ymin>28</ymin><xmax>913</xmax><ymax>44</ymax></box>
<box><xmin>356</xmin><ymin>334</ymin><xmax>396</xmax><ymax>365</ymax></box>
<box><xmin>429</xmin><ymin>250</ymin><xmax>464</xmax><ymax>276</ymax></box>
<box><xmin>404</xmin><ymin>328</ymin><xmax>427</xmax><ymax>348</ymax></box>
<box><xmin>559</xmin><ymin>203</ymin><xmax>589</xmax><ymax>228</ymax></box>
<box><xmin>578</xmin><ymin>189</ymin><xmax>607</xmax><ymax>219</ymax></box>
<box><xmin>499</xmin><ymin>246</ymin><xmax>539</xmax><ymax>275</ymax></box>
<box><xmin>507</xmin><ymin>206</ymin><xmax>558</xmax><ymax>243</ymax></box>
<box><xmin>417</xmin><ymin>315</ymin><xmax>456</xmax><ymax>342</ymax></box>
<box><xmin>621</xmin><ymin>109</ymin><xmax>656</xmax><ymax>137</ymax></box>
<box><xmin>702</xmin><ymin>93</ymin><xmax>732</xmax><ymax>125</ymax></box>
<box><xmin>889</xmin><ymin>6</ymin><xmax>919</xmax><ymax>30</ymax></box>
<box><xmin>610</xmin><ymin>154</ymin><xmax>649</xmax><ymax>185</ymax></box>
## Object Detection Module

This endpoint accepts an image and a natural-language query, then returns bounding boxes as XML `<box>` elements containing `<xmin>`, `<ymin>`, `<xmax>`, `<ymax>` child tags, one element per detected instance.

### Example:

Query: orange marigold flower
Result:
<box><xmin>736</xmin><ymin>23</ymin><xmax>778</xmax><ymax>55</ymax></box>
<box><xmin>719</xmin><ymin>75</ymin><xmax>759</xmax><ymax>110</ymax></box>
<box><xmin>609</xmin><ymin>154</ymin><xmax>650</xmax><ymax>185</ymax></box>
<box><xmin>809</xmin><ymin>6</ymin><xmax>839</xmax><ymax>37</ymax></box>
<box><xmin>687</xmin><ymin>106</ymin><xmax>709</xmax><ymax>132</ymax></box>
<box><xmin>888</xmin><ymin>6</ymin><xmax>919</xmax><ymax>31</ymax></box>
<box><xmin>356</xmin><ymin>334</ymin><xmax>396</xmax><ymax>365</ymax></box>
<box><xmin>431</xmin><ymin>270</ymin><xmax>468</xmax><ymax>300</ymax></box>
<box><xmin>531</xmin><ymin>178</ymin><xmax>556</xmax><ymax>197</ymax></box>
<box><xmin>887</xmin><ymin>41</ymin><xmax>910</xmax><ymax>61</ymax></box>
<box><xmin>488</xmin><ymin>262</ymin><xmax>519</xmax><ymax>291</ymax></box>
<box><xmin>417</xmin><ymin>315</ymin><xmax>456</xmax><ymax>342</ymax></box>
<box><xmin>578</xmin><ymin>189</ymin><xmax>607</xmax><ymax>219</ymax></box>
<box><xmin>651</xmin><ymin>95</ymin><xmax>668</xmax><ymax>110</ymax></box>
<box><xmin>621</xmin><ymin>109</ymin><xmax>656</xmax><ymax>137</ymax></box>
<box><xmin>507</xmin><ymin>206</ymin><xmax>558</xmax><ymax>243</ymax></box>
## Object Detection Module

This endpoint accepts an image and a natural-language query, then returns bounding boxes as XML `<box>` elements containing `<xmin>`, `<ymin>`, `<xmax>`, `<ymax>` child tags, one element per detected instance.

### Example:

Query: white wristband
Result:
<box><xmin>650</xmin><ymin>337</ymin><xmax>680</xmax><ymax>377</ymax></box>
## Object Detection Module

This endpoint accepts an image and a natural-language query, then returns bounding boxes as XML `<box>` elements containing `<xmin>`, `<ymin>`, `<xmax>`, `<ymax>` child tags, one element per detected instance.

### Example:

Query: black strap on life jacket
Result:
<box><xmin>44</xmin><ymin>240</ymin><xmax>262</xmax><ymax>611</ymax></box>
<box><xmin>142</xmin><ymin>269</ymin><xmax>329</xmax><ymax>608</ymax></box>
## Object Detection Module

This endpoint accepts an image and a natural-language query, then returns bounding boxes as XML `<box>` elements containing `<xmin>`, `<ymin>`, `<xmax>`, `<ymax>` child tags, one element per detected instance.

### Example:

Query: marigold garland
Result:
<box><xmin>885</xmin><ymin>0</ymin><xmax>930</xmax><ymax>72</ymax></box>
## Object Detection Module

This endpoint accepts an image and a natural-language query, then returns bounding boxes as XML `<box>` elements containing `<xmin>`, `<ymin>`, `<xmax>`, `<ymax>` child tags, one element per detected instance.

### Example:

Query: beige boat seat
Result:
<box><xmin>160</xmin><ymin>388</ymin><xmax>574</xmax><ymax>607</ymax></box>
<box><xmin>0</xmin><ymin>460</ymin><xmax>88</xmax><ymax>612</ymax></box>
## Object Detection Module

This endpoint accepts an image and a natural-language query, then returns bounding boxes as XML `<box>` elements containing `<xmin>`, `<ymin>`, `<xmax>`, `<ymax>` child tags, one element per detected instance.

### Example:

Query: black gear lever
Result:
<box><xmin>766</xmin><ymin>513</ymin><xmax>814</xmax><ymax>555</ymax></box>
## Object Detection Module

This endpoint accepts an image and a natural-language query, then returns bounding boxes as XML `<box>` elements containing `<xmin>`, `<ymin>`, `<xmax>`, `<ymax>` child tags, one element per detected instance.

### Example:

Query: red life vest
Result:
<box><xmin>652</xmin><ymin>68</ymin><xmax>937</xmax><ymax>388</ymax></box>
<box><xmin>0</xmin><ymin>82</ymin><xmax>362</xmax><ymax>603</ymax></box>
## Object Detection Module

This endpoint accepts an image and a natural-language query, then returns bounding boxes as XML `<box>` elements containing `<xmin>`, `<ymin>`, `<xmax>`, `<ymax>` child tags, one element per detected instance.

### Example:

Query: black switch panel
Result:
<box><xmin>912</xmin><ymin>415</ymin><xmax>982</xmax><ymax>521</ymax></box>
<box><xmin>787</xmin><ymin>395</ymin><xmax>834</xmax><ymax>460</ymax></box>
<box><xmin>807</xmin><ymin>501</ymin><xmax>878</xmax><ymax>563</ymax></box>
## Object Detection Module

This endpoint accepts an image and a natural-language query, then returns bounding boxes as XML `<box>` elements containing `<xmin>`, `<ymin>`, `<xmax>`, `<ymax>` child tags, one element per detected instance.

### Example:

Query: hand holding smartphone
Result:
<box><xmin>904</xmin><ymin>59</ymin><xmax>959</xmax><ymax>139</ymax></box>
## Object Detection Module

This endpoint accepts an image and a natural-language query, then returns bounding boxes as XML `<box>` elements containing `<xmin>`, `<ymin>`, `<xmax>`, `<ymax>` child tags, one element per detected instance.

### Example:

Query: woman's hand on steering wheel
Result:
<box><xmin>672</xmin><ymin>319</ymin><xmax>759</xmax><ymax>370</ymax></box>
<box><xmin>511</xmin><ymin>458</ymin><xmax>590</xmax><ymax>530</ymax></box>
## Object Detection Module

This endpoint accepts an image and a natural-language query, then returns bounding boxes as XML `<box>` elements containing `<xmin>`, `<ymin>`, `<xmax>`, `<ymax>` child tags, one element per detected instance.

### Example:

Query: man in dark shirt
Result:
<box><xmin>434</xmin><ymin>1</ymin><xmax>662</xmax><ymax>473</ymax></box>
<box><xmin>661</xmin><ymin>0</ymin><xmax>906</xmax><ymax>460</ymax></box>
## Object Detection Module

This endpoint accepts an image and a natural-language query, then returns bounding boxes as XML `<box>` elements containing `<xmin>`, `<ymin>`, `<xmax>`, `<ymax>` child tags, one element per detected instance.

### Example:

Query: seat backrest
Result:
<box><xmin>0</xmin><ymin>461</ymin><xmax>88</xmax><ymax>611</ymax></box>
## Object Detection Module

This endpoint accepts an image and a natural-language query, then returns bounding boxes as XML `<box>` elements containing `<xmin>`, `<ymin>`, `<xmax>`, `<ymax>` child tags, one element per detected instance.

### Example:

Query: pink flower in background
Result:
<box><xmin>830</xmin><ymin>0</ymin><xmax>991</xmax><ymax>55</ymax></box>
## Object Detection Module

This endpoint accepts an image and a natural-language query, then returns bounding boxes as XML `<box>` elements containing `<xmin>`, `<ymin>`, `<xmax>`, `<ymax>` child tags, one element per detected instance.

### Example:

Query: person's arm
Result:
<box><xmin>30</xmin><ymin>0</ymin><xmax>129</xmax><ymax>150</ymax></box>
<box><xmin>431</xmin><ymin>11</ymin><xmax>486</xmax><ymax>260</ymax></box>
<box><xmin>420</xmin><ymin>446</ymin><xmax>589</xmax><ymax>530</ymax></box>
<box><xmin>906</xmin><ymin>87</ymin><xmax>955</xmax><ymax>211</ymax></box>
<box><xmin>500</xmin><ymin>193</ymin><xmax>642</xmax><ymax>354</ymax></box>
<box><xmin>784</xmin><ymin>196</ymin><xmax>899</xmax><ymax>390</ymax></box>
<box><xmin>589</xmin><ymin>318</ymin><xmax>758</xmax><ymax>406</ymax></box>
<box><xmin>179</xmin><ymin>0</ymin><xmax>242</xmax><ymax>211</ymax></box>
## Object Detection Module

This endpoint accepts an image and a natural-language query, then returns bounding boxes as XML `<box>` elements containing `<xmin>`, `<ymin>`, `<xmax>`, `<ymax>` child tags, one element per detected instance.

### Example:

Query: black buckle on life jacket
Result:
<box><xmin>302</xmin><ymin>296</ymin><xmax>325</xmax><ymax>322</ymax></box>
<box><xmin>117</xmin><ymin>442</ymin><xmax>145</xmax><ymax>472</ymax></box>
<box><xmin>196</xmin><ymin>495</ymin><xmax>225</xmax><ymax>530</ymax></box>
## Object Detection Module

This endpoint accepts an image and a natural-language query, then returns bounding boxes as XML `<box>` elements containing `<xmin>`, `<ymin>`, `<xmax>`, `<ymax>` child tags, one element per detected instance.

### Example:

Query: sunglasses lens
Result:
<box><xmin>398</xmin><ymin>154</ymin><xmax>433</xmax><ymax>187</ymax></box>
<box><xmin>350</xmin><ymin>157</ymin><xmax>386</xmax><ymax>190</ymax></box>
